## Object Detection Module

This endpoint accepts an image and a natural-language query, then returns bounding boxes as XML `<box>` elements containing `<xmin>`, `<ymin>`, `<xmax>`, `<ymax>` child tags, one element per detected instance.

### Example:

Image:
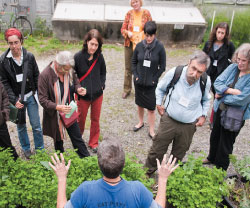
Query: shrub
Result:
<box><xmin>200</xmin><ymin>9</ymin><xmax>250</xmax><ymax>49</ymax></box>
<box><xmin>0</xmin><ymin>148</ymin><xmax>154</xmax><ymax>208</ymax></box>
<box><xmin>230</xmin><ymin>154</ymin><xmax>250</xmax><ymax>181</ymax></box>
<box><xmin>167</xmin><ymin>154</ymin><xmax>229</xmax><ymax>208</ymax></box>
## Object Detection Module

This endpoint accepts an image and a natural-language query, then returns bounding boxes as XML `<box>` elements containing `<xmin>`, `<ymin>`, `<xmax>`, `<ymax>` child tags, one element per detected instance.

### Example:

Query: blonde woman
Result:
<box><xmin>121</xmin><ymin>0</ymin><xmax>152</xmax><ymax>99</ymax></box>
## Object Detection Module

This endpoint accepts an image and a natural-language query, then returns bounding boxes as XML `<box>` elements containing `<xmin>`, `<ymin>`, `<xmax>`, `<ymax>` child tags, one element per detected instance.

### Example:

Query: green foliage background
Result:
<box><xmin>200</xmin><ymin>9</ymin><xmax>250</xmax><ymax>49</ymax></box>
<box><xmin>167</xmin><ymin>155</ymin><xmax>229</xmax><ymax>208</ymax></box>
<box><xmin>0</xmin><ymin>148</ymin><xmax>154</xmax><ymax>208</ymax></box>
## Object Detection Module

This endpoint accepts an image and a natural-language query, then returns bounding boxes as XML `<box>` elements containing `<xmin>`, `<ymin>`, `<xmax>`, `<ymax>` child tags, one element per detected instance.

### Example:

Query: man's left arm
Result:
<box><xmin>196</xmin><ymin>76</ymin><xmax>211</xmax><ymax>127</ymax></box>
<box><xmin>155</xmin><ymin>155</ymin><xmax>179</xmax><ymax>208</ymax></box>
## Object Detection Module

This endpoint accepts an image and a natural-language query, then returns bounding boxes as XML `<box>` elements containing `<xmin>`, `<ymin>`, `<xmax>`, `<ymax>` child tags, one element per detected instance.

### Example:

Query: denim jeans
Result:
<box><xmin>17</xmin><ymin>95</ymin><xmax>44</xmax><ymax>151</ymax></box>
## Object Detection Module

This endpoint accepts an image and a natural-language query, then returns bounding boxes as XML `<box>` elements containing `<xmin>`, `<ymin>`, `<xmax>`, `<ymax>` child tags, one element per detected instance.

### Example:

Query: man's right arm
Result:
<box><xmin>155</xmin><ymin>68</ymin><xmax>176</xmax><ymax>114</ymax></box>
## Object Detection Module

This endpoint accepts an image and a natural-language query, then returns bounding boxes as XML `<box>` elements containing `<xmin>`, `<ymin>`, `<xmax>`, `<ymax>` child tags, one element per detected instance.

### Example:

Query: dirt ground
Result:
<box><xmin>7</xmin><ymin>45</ymin><xmax>249</xmax><ymax>174</ymax></box>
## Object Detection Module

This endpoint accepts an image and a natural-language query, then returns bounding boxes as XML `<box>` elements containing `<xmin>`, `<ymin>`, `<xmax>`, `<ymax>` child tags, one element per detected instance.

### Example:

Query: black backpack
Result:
<box><xmin>162</xmin><ymin>65</ymin><xmax>207</xmax><ymax>106</ymax></box>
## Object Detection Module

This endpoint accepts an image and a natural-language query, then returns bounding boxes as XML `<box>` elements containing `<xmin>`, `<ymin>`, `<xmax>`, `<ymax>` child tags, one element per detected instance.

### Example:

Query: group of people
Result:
<box><xmin>0</xmin><ymin>0</ymin><xmax>249</xmax><ymax>207</ymax></box>
<box><xmin>0</xmin><ymin>28</ymin><xmax>106</xmax><ymax>159</ymax></box>
<box><xmin>120</xmin><ymin>0</ymin><xmax>250</xmax><ymax>174</ymax></box>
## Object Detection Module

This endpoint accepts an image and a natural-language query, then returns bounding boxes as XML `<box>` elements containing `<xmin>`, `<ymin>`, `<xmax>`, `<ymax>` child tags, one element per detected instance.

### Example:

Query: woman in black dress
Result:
<box><xmin>132</xmin><ymin>21</ymin><xmax>166</xmax><ymax>138</ymax></box>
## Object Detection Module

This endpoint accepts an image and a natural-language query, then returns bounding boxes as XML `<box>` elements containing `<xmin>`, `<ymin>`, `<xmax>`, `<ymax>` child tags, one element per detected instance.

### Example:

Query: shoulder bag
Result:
<box><xmin>220</xmin><ymin>70</ymin><xmax>249</xmax><ymax>132</ymax></box>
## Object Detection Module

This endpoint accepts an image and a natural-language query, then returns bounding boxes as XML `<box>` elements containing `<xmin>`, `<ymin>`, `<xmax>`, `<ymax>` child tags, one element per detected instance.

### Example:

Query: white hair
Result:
<box><xmin>55</xmin><ymin>51</ymin><xmax>75</xmax><ymax>67</ymax></box>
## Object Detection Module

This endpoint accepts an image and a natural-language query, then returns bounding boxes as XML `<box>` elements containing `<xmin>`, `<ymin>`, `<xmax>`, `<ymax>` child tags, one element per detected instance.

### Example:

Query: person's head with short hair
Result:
<box><xmin>5</xmin><ymin>28</ymin><xmax>23</xmax><ymax>44</ymax></box>
<box><xmin>232</xmin><ymin>43</ymin><xmax>250</xmax><ymax>73</ymax></box>
<box><xmin>5</xmin><ymin>28</ymin><xmax>23</xmax><ymax>57</ymax></box>
<box><xmin>186</xmin><ymin>51</ymin><xmax>210</xmax><ymax>84</ymax></box>
<box><xmin>82</xmin><ymin>29</ymin><xmax>103</xmax><ymax>55</ymax></box>
<box><xmin>130</xmin><ymin>0</ymin><xmax>143</xmax><ymax>10</ymax></box>
<box><xmin>209</xmin><ymin>22</ymin><xmax>230</xmax><ymax>48</ymax></box>
<box><xmin>54</xmin><ymin>51</ymin><xmax>74</xmax><ymax>82</ymax></box>
<box><xmin>97</xmin><ymin>138</ymin><xmax>125</xmax><ymax>179</ymax></box>
<box><xmin>144</xmin><ymin>21</ymin><xmax>157</xmax><ymax>44</ymax></box>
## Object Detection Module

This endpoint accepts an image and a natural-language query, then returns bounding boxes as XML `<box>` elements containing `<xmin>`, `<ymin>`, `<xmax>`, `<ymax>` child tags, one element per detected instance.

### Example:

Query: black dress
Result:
<box><xmin>132</xmin><ymin>39</ymin><xmax>166</xmax><ymax>110</ymax></box>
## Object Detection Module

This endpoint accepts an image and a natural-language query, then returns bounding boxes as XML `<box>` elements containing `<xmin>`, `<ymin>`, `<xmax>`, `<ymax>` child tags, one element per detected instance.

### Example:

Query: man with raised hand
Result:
<box><xmin>49</xmin><ymin>138</ymin><xmax>179</xmax><ymax>208</ymax></box>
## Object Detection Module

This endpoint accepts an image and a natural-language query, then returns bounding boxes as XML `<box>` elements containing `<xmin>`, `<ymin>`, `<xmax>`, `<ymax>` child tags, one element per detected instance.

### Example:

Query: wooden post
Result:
<box><xmin>211</xmin><ymin>10</ymin><xmax>216</xmax><ymax>33</ymax></box>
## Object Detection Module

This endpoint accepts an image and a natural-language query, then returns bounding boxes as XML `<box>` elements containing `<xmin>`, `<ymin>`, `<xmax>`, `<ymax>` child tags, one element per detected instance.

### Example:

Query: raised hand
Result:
<box><xmin>49</xmin><ymin>153</ymin><xmax>71</xmax><ymax>179</ymax></box>
<box><xmin>156</xmin><ymin>154</ymin><xmax>179</xmax><ymax>180</ymax></box>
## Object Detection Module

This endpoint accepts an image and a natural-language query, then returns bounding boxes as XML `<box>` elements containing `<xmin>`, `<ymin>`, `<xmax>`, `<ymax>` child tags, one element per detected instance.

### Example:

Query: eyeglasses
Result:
<box><xmin>8</xmin><ymin>41</ymin><xmax>21</xmax><ymax>46</ymax></box>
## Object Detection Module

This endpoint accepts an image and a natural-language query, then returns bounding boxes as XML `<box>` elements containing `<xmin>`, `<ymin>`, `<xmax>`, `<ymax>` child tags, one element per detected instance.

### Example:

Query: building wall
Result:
<box><xmin>0</xmin><ymin>0</ymin><xmax>54</xmax><ymax>29</ymax></box>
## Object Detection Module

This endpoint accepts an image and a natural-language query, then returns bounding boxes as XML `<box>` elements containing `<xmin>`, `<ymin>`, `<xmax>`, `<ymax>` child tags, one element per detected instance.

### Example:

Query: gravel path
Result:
<box><xmin>8</xmin><ymin>45</ymin><xmax>249</xmax><ymax>174</ymax></box>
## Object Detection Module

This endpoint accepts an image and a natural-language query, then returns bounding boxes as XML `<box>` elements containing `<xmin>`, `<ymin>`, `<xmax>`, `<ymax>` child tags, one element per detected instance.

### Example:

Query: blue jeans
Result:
<box><xmin>17</xmin><ymin>95</ymin><xmax>44</xmax><ymax>151</ymax></box>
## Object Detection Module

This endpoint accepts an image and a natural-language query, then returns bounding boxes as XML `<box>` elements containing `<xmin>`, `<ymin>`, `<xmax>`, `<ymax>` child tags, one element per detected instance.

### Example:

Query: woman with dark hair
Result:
<box><xmin>204</xmin><ymin>43</ymin><xmax>250</xmax><ymax>170</ymax></box>
<box><xmin>121</xmin><ymin>0</ymin><xmax>152</xmax><ymax>99</ymax></box>
<box><xmin>203</xmin><ymin>22</ymin><xmax>235</xmax><ymax>126</ymax></box>
<box><xmin>74</xmin><ymin>29</ymin><xmax>106</xmax><ymax>153</ymax></box>
<box><xmin>132</xmin><ymin>21</ymin><xmax>166</xmax><ymax>138</ymax></box>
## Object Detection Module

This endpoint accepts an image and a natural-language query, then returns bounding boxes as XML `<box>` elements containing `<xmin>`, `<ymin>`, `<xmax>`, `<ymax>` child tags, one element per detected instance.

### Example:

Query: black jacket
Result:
<box><xmin>203</xmin><ymin>41</ymin><xmax>235</xmax><ymax>82</ymax></box>
<box><xmin>132</xmin><ymin>40</ymin><xmax>166</xmax><ymax>87</ymax></box>
<box><xmin>0</xmin><ymin>48</ymin><xmax>39</xmax><ymax>105</ymax></box>
<box><xmin>74</xmin><ymin>51</ymin><xmax>106</xmax><ymax>101</ymax></box>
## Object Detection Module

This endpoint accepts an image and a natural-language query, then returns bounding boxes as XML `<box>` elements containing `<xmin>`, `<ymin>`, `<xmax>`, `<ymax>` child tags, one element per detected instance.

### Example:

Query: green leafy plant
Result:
<box><xmin>167</xmin><ymin>154</ymin><xmax>229</xmax><ymax>208</ymax></box>
<box><xmin>0</xmin><ymin>148</ymin><xmax>154</xmax><ymax>208</ymax></box>
<box><xmin>230</xmin><ymin>155</ymin><xmax>250</xmax><ymax>181</ymax></box>
<box><xmin>33</xmin><ymin>17</ymin><xmax>52</xmax><ymax>37</ymax></box>
<box><xmin>224</xmin><ymin>155</ymin><xmax>250</xmax><ymax>208</ymax></box>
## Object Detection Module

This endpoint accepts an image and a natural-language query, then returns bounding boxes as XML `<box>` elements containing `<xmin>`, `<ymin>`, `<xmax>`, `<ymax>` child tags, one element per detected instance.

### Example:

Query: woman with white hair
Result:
<box><xmin>121</xmin><ymin>0</ymin><xmax>152</xmax><ymax>99</ymax></box>
<box><xmin>38</xmin><ymin>51</ymin><xmax>89</xmax><ymax>158</ymax></box>
<box><xmin>204</xmin><ymin>43</ymin><xmax>250</xmax><ymax>170</ymax></box>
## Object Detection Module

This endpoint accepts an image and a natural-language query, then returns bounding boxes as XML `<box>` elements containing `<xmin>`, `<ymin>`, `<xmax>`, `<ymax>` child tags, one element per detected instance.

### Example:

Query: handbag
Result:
<box><xmin>9</xmin><ymin>103</ymin><xmax>18</xmax><ymax>123</ymax></box>
<box><xmin>220</xmin><ymin>105</ymin><xmax>247</xmax><ymax>132</ymax></box>
<box><xmin>59</xmin><ymin>89</ymin><xmax>79</xmax><ymax>128</ymax></box>
<box><xmin>220</xmin><ymin>69</ymin><xmax>249</xmax><ymax>132</ymax></box>
<box><xmin>59</xmin><ymin>110</ymin><xmax>79</xmax><ymax>128</ymax></box>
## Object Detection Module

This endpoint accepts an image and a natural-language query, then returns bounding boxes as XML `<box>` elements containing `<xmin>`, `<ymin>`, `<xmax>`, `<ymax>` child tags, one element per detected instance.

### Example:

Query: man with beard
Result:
<box><xmin>145</xmin><ymin>51</ymin><xmax>211</xmax><ymax>176</ymax></box>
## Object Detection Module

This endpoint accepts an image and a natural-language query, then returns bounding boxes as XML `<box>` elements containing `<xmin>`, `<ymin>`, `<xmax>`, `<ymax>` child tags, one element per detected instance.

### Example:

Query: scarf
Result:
<box><xmin>142</xmin><ymin>38</ymin><xmax>157</xmax><ymax>60</ymax></box>
<box><xmin>52</xmin><ymin>63</ymin><xmax>70</xmax><ymax>140</ymax></box>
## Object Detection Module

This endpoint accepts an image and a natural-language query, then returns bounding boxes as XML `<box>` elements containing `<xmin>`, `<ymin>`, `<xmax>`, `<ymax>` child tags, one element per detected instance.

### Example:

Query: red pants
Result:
<box><xmin>77</xmin><ymin>95</ymin><xmax>103</xmax><ymax>148</ymax></box>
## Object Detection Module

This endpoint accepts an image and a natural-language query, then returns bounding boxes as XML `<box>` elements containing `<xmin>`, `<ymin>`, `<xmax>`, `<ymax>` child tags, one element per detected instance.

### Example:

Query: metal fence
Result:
<box><xmin>203</xmin><ymin>0</ymin><xmax>250</xmax><ymax>5</ymax></box>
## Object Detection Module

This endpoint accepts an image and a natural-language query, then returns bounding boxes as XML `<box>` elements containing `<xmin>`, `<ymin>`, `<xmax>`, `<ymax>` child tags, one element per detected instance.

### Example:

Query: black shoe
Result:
<box><xmin>133</xmin><ymin>123</ymin><xmax>144</xmax><ymax>132</ymax></box>
<box><xmin>148</xmin><ymin>133</ymin><xmax>155</xmax><ymax>139</ymax></box>
<box><xmin>23</xmin><ymin>150</ymin><xmax>32</xmax><ymax>159</ymax></box>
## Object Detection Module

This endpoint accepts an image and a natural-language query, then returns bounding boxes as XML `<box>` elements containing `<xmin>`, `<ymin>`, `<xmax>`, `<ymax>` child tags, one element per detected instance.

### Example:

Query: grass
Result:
<box><xmin>0</xmin><ymin>33</ymin><xmax>125</xmax><ymax>56</ymax></box>
<box><xmin>0</xmin><ymin>33</ymin><xmax>83</xmax><ymax>55</ymax></box>
<box><xmin>167</xmin><ymin>48</ymin><xmax>193</xmax><ymax>58</ymax></box>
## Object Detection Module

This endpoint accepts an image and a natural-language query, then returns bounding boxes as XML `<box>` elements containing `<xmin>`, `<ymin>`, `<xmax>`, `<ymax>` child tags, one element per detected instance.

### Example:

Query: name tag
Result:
<box><xmin>133</xmin><ymin>26</ymin><xmax>140</xmax><ymax>32</ymax></box>
<box><xmin>213</xmin><ymin>60</ymin><xmax>218</xmax><ymax>67</ymax></box>
<box><xmin>178</xmin><ymin>96</ymin><xmax>190</xmax><ymax>108</ymax></box>
<box><xmin>143</xmin><ymin>60</ymin><xmax>151</xmax><ymax>67</ymax></box>
<box><xmin>16</xmin><ymin>74</ymin><xmax>23</xmax><ymax>82</ymax></box>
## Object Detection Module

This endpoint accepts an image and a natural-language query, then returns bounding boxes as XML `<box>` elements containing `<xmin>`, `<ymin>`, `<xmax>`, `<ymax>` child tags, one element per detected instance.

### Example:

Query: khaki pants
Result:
<box><xmin>145</xmin><ymin>113</ymin><xmax>196</xmax><ymax>175</ymax></box>
<box><xmin>123</xmin><ymin>44</ymin><xmax>133</xmax><ymax>93</ymax></box>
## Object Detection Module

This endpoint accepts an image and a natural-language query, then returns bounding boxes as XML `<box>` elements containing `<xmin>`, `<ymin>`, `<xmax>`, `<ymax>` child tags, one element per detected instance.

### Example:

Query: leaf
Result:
<box><xmin>40</xmin><ymin>161</ymin><xmax>52</xmax><ymax>170</ymax></box>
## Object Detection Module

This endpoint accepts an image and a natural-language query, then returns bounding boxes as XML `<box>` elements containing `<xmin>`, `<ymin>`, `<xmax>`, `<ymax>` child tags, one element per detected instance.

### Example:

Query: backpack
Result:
<box><xmin>162</xmin><ymin>65</ymin><xmax>207</xmax><ymax>106</ymax></box>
